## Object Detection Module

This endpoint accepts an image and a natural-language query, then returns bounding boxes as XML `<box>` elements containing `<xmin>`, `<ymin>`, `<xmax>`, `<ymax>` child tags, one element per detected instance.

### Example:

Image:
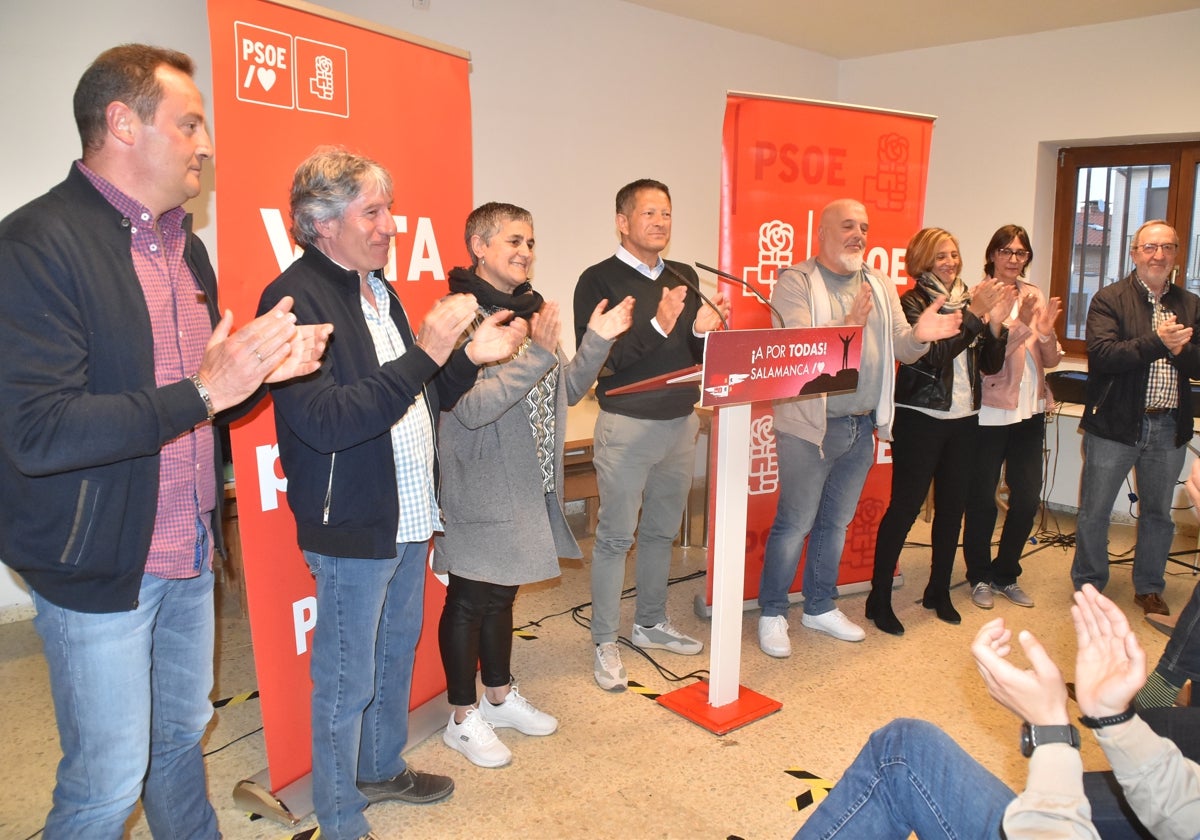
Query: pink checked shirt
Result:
<box><xmin>79</xmin><ymin>162</ymin><xmax>216</xmax><ymax>579</ymax></box>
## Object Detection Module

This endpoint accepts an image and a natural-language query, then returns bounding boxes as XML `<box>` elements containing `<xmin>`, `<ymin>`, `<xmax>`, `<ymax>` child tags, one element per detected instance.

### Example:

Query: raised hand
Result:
<box><xmin>695</xmin><ymin>290</ymin><xmax>730</xmax><ymax>334</ymax></box>
<box><xmin>1017</xmin><ymin>292</ymin><xmax>1038</xmax><ymax>326</ymax></box>
<box><xmin>989</xmin><ymin>284</ymin><xmax>1017</xmax><ymax>326</ymax></box>
<box><xmin>967</xmin><ymin>278</ymin><xmax>1005</xmax><ymax>318</ymax></box>
<box><xmin>199</xmin><ymin>295</ymin><xmax>326</xmax><ymax>414</ymax></box>
<box><xmin>1071</xmin><ymin>584</ymin><xmax>1147</xmax><ymax>723</ymax></box>
<box><xmin>1157</xmin><ymin>312</ymin><xmax>1193</xmax><ymax>356</ymax></box>
<box><xmin>530</xmin><ymin>301</ymin><xmax>561</xmax><ymax>353</ymax></box>
<box><xmin>972</xmin><ymin>618</ymin><xmax>1070</xmax><ymax>726</ymax></box>
<box><xmin>846</xmin><ymin>282</ymin><xmax>874</xmax><ymax>326</ymax></box>
<box><xmin>587</xmin><ymin>296</ymin><xmax>635</xmax><ymax>340</ymax></box>
<box><xmin>265</xmin><ymin>322</ymin><xmax>334</xmax><ymax>384</ymax></box>
<box><xmin>1036</xmin><ymin>296</ymin><xmax>1062</xmax><ymax>336</ymax></box>
<box><xmin>913</xmin><ymin>294</ymin><xmax>963</xmax><ymax>342</ymax></box>
<box><xmin>467</xmin><ymin>308</ymin><xmax>528</xmax><ymax>364</ymax></box>
<box><xmin>656</xmin><ymin>285</ymin><xmax>688</xmax><ymax>334</ymax></box>
<box><xmin>415</xmin><ymin>293</ymin><xmax>481</xmax><ymax>364</ymax></box>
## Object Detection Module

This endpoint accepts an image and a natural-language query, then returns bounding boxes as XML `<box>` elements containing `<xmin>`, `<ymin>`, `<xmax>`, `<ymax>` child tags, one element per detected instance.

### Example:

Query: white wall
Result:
<box><xmin>0</xmin><ymin>0</ymin><xmax>835</xmax><ymax>611</ymax></box>
<box><xmin>838</xmin><ymin>10</ymin><xmax>1200</xmax><ymax>294</ymax></box>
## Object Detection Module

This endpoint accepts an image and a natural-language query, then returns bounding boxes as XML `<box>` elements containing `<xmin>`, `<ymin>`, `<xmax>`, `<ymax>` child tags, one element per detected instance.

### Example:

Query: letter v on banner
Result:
<box><xmin>705</xmin><ymin>92</ymin><xmax>933</xmax><ymax>612</ymax></box>
<box><xmin>207</xmin><ymin>0</ymin><xmax>472</xmax><ymax>822</ymax></box>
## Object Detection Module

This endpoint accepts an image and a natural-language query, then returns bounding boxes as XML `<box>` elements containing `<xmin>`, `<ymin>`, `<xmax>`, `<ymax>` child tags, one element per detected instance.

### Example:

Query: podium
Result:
<box><xmin>649</xmin><ymin>325</ymin><xmax>862</xmax><ymax>734</ymax></box>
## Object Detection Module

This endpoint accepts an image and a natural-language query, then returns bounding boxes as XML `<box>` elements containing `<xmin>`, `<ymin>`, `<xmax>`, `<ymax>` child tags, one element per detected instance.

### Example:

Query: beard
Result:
<box><xmin>831</xmin><ymin>250</ymin><xmax>864</xmax><ymax>274</ymax></box>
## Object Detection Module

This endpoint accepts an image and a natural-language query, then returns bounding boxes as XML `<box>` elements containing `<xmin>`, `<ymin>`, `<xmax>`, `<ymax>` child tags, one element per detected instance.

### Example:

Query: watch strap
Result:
<box><xmin>1079</xmin><ymin>707</ymin><xmax>1136</xmax><ymax>729</ymax></box>
<box><xmin>1021</xmin><ymin>722</ymin><xmax>1081</xmax><ymax>757</ymax></box>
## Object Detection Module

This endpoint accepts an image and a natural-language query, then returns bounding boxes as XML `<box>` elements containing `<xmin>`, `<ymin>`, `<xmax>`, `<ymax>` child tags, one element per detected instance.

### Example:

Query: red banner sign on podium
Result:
<box><xmin>657</xmin><ymin>327</ymin><xmax>861</xmax><ymax>734</ymax></box>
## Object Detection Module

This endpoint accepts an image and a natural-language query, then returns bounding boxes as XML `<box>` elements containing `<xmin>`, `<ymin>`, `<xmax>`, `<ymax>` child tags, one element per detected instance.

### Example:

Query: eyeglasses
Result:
<box><xmin>1137</xmin><ymin>242</ymin><xmax>1179</xmax><ymax>256</ymax></box>
<box><xmin>997</xmin><ymin>248</ymin><xmax>1031</xmax><ymax>262</ymax></box>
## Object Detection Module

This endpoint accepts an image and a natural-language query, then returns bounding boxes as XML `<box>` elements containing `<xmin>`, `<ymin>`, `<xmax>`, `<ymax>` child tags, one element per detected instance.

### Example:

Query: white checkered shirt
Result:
<box><xmin>1137</xmin><ymin>275</ymin><xmax>1178</xmax><ymax>411</ymax></box>
<box><xmin>362</xmin><ymin>274</ymin><xmax>442</xmax><ymax>542</ymax></box>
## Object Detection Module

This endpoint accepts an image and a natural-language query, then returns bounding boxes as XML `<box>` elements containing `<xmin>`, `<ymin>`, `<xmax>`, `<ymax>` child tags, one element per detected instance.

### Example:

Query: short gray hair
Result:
<box><xmin>464</xmin><ymin>202</ymin><xmax>533</xmax><ymax>267</ymax></box>
<box><xmin>290</xmin><ymin>147</ymin><xmax>393</xmax><ymax>247</ymax></box>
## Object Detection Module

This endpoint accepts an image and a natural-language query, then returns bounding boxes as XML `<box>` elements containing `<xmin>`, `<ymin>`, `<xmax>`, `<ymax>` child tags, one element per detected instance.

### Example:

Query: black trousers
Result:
<box><xmin>872</xmin><ymin>407</ymin><xmax>977</xmax><ymax>591</ymax></box>
<box><xmin>963</xmin><ymin>412</ymin><xmax>1046</xmax><ymax>587</ymax></box>
<box><xmin>438</xmin><ymin>573</ymin><xmax>519</xmax><ymax>706</ymax></box>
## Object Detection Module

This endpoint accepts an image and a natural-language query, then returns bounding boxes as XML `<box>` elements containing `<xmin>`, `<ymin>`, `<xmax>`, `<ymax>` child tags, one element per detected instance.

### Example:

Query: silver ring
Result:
<box><xmin>255</xmin><ymin>350</ymin><xmax>264</xmax><ymax>363</ymax></box>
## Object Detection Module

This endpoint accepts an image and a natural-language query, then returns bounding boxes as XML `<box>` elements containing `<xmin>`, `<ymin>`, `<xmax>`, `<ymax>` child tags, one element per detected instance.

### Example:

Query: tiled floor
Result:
<box><xmin>1</xmin><ymin>505</ymin><xmax>1197</xmax><ymax>840</ymax></box>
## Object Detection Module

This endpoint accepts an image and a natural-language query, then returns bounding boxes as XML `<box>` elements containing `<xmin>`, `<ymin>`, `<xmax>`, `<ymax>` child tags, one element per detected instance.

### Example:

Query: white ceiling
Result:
<box><xmin>619</xmin><ymin>0</ymin><xmax>1200</xmax><ymax>59</ymax></box>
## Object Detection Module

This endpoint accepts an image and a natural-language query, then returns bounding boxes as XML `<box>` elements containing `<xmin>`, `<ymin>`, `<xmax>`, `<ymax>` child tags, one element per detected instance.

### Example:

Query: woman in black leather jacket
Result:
<box><xmin>865</xmin><ymin>228</ymin><xmax>1011</xmax><ymax>635</ymax></box>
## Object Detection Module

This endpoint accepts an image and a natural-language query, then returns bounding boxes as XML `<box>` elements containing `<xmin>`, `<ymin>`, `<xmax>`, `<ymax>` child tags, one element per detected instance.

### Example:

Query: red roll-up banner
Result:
<box><xmin>206</xmin><ymin>0</ymin><xmax>471</xmax><ymax>791</ymax></box>
<box><xmin>708</xmin><ymin>93</ymin><xmax>934</xmax><ymax>607</ymax></box>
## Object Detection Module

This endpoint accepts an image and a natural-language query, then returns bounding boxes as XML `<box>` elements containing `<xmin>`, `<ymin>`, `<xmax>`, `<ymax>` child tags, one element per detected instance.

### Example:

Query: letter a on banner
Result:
<box><xmin>706</xmin><ymin>92</ymin><xmax>934</xmax><ymax>610</ymax></box>
<box><xmin>206</xmin><ymin>0</ymin><xmax>472</xmax><ymax>813</ymax></box>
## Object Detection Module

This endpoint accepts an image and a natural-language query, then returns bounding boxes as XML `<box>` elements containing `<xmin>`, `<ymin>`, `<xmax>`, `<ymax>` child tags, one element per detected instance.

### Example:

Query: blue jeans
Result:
<box><xmin>305</xmin><ymin>543</ymin><xmax>427</xmax><ymax>840</ymax></box>
<box><xmin>796</xmin><ymin>718</ymin><xmax>1162</xmax><ymax>839</ymax></box>
<box><xmin>760</xmin><ymin>415</ymin><xmax>876</xmax><ymax>617</ymax></box>
<box><xmin>32</xmin><ymin>569</ymin><xmax>218</xmax><ymax>840</ymax></box>
<box><xmin>1156</xmin><ymin>578</ymin><xmax>1200</xmax><ymax>685</ymax></box>
<box><xmin>589</xmin><ymin>410</ymin><xmax>697</xmax><ymax>644</ymax></box>
<box><xmin>794</xmin><ymin>719</ymin><xmax>1013</xmax><ymax>839</ymax></box>
<box><xmin>1072</xmin><ymin>416</ymin><xmax>1186</xmax><ymax>594</ymax></box>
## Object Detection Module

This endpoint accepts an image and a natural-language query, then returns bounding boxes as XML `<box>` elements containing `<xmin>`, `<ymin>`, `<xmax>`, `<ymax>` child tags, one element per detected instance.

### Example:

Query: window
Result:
<box><xmin>1050</xmin><ymin>141</ymin><xmax>1200</xmax><ymax>354</ymax></box>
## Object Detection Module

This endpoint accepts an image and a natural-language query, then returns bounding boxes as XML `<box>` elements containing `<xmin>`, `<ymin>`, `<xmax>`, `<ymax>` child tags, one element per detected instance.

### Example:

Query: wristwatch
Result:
<box><xmin>1020</xmin><ymin>722</ymin><xmax>1080</xmax><ymax>757</ymax></box>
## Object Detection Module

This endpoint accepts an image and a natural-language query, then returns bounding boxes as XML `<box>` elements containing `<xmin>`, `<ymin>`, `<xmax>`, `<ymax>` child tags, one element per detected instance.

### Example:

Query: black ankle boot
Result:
<box><xmin>865</xmin><ymin>586</ymin><xmax>905</xmax><ymax>636</ymax></box>
<box><xmin>922</xmin><ymin>587</ymin><xmax>961</xmax><ymax>625</ymax></box>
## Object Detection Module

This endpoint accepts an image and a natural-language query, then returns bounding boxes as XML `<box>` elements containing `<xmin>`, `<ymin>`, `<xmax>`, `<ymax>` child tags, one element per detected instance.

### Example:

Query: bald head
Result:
<box><xmin>817</xmin><ymin>199</ymin><xmax>869</xmax><ymax>275</ymax></box>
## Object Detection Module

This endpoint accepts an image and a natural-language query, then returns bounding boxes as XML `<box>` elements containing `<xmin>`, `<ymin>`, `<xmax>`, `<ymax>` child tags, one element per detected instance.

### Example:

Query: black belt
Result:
<box><xmin>1145</xmin><ymin>406</ymin><xmax>1177</xmax><ymax>414</ymax></box>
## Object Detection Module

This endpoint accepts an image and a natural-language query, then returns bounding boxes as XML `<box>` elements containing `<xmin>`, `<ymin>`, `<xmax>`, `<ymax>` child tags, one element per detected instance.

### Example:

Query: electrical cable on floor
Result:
<box><xmin>515</xmin><ymin>568</ymin><xmax>710</xmax><ymax>685</ymax></box>
<box><xmin>203</xmin><ymin>724</ymin><xmax>265</xmax><ymax>758</ymax></box>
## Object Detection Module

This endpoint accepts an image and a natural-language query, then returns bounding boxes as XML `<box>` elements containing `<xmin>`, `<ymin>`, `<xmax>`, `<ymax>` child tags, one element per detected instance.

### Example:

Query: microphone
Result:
<box><xmin>662</xmin><ymin>261</ymin><xmax>729</xmax><ymax>331</ymax></box>
<box><xmin>695</xmin><ymin>261</ymin><xmax>786</xmax><ymax>327</ymax></box>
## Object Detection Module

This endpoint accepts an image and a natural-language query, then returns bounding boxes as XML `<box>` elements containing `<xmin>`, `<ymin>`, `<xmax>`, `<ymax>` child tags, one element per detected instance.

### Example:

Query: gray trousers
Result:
<box><xmin>589</xmin><ymin>410</ymin><xmax>698</xmax><ymax>644</ymax></box>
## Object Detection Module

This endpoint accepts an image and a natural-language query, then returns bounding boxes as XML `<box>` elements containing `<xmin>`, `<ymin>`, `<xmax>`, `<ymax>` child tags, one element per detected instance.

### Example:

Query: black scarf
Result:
<box><xmin>448</xmin><ymin>266</ymin><xmax>544</xmax><ymax>319</ymax></box>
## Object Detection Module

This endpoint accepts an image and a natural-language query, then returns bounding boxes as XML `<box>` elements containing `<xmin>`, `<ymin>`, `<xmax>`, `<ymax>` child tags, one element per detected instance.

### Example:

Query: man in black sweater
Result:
<box><xmin>573</xmin><ymin>179</ymin><xmax>729</xmax><ymax>690</ymax></box>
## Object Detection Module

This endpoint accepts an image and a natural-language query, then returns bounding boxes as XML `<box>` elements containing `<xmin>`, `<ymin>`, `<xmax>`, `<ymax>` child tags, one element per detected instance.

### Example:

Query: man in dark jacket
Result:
<box><xmin>258</xmin><ymin>148</ymin><xmax>526</xmax><ymax>840</ymax></box>
<box><xmin>1074</xmin><ymin>220</ymin><xmax>1200</xmax><ymax>616</ymax></box>
<box><xmin>0</xmin><ymin>46</ymin><xmax>330</xmax><ymax>839</ymax></box>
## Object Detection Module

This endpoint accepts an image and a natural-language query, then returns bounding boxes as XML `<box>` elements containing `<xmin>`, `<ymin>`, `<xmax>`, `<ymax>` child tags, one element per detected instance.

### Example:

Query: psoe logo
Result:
<box><xmin>295</xmin><ymin>37</ymin><xmax>349</xmax><ymax>118</ymax></box>
<box><xmin>234</xmin><ymin>22</ymin><xmax>295</xmax><ymax>110</ymax></box>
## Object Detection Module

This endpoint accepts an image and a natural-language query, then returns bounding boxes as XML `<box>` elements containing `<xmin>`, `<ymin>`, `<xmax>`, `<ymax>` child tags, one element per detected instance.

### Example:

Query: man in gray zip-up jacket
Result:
<box><xmin>756</xmin><ymin>199</ymin><xmax>961</xmax><ymax>658</ymax></box>
<box><xmin>258</xmin><ymin>149</ymin><xmax>526</xmax><ymax>840</ymax></box>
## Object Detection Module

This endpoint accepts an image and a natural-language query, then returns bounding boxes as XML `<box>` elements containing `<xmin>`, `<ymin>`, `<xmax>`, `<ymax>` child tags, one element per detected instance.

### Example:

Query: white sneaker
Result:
<box><xmin>758</xmin><ymin>615</ymin><xmax>791</xmax><ymax>658</ymax></box>
<box><xmin>478</xmin><ymin>685</ymin><xmax>557</xmax><ymax>736</ymax></box>
<box><xmin>593</xmin><ymin>642</ymin><xmax>628</xmax><ymax>691</ymax></box>
<box><xmin>442</xmin><ymin>708</ymin><xmax>511</xmax><ymax>768</ymax></box>
<box><xmin>632</xmin><ymin>619</ymin><xmax>703</xmax><ymax>655</ymax></box>
<box><xmin>801</xmin><ymin>608</ymin><xmax>866</xmax><ymax>642</ymax></box>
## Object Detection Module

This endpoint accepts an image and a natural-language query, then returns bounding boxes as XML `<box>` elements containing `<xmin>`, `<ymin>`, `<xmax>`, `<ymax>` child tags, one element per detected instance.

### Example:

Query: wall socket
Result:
<box><xmin>413</xmin><ymin>0</ymin><xmax>430</xmax><ymax>9</ymax></box>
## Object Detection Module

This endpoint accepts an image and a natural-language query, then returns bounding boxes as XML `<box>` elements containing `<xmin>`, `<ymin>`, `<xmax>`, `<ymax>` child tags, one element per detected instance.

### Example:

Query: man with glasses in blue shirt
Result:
<box><xmin>1074</xmin><ymin>220</ymin><xmax>1200</xmax><ymax>616</ymax></box>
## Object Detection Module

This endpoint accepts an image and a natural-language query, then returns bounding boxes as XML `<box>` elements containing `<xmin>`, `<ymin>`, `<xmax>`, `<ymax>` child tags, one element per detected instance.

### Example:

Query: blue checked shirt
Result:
<box><xmin>362</xmin><ymin>274</ymin><xmax>442</xmax><ymax>542</ymax></box>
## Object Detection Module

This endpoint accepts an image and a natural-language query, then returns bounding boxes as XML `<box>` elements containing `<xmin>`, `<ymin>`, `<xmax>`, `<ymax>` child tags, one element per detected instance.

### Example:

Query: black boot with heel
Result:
<box><xmin>865</xmin><ymin>584</ymin><xmax>905</xmax><ymax>636</ymax></box>
<box><xmin>922</xmin><ymin>586</ymin><xmax>961</xmax><ymax>625</ymax></box>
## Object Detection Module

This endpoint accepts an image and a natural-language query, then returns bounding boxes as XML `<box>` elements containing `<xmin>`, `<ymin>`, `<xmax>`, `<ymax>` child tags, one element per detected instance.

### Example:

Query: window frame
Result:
<box><xmin>1050</xmin><ymin>141</ymin><xmax>1198</xmax><ymax>355</ymax></box>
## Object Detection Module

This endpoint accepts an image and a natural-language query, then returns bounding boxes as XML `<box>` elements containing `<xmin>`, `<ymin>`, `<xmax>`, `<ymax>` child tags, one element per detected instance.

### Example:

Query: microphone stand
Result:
<box><xmin>662</xmin><ymin>261</ymin><xmax>729</xmax><ymax>331</ymax></box>
<box><xmin>695</xmin><ymin>261</ymin><xmax>786</xmax><ymax>327</ymax></box>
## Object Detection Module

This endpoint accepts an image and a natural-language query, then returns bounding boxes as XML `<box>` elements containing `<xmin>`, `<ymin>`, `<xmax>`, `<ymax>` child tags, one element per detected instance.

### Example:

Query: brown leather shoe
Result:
<box><xmin>358</xmin><ymin>767</ymin><xmax>454</xmax><ymax>805</ymax></box>
<box><xmin>1134</xmin><ymin>592</ymin><xmax>1170</xmax><ymax>616</ymax></box>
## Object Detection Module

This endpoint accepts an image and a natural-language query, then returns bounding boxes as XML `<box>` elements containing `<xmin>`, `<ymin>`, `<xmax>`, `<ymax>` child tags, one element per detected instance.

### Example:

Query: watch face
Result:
<box><xmin>1020</xmin><ymin>723</ymin><xmax>1034</xmax><ymax>758</ymax></box>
